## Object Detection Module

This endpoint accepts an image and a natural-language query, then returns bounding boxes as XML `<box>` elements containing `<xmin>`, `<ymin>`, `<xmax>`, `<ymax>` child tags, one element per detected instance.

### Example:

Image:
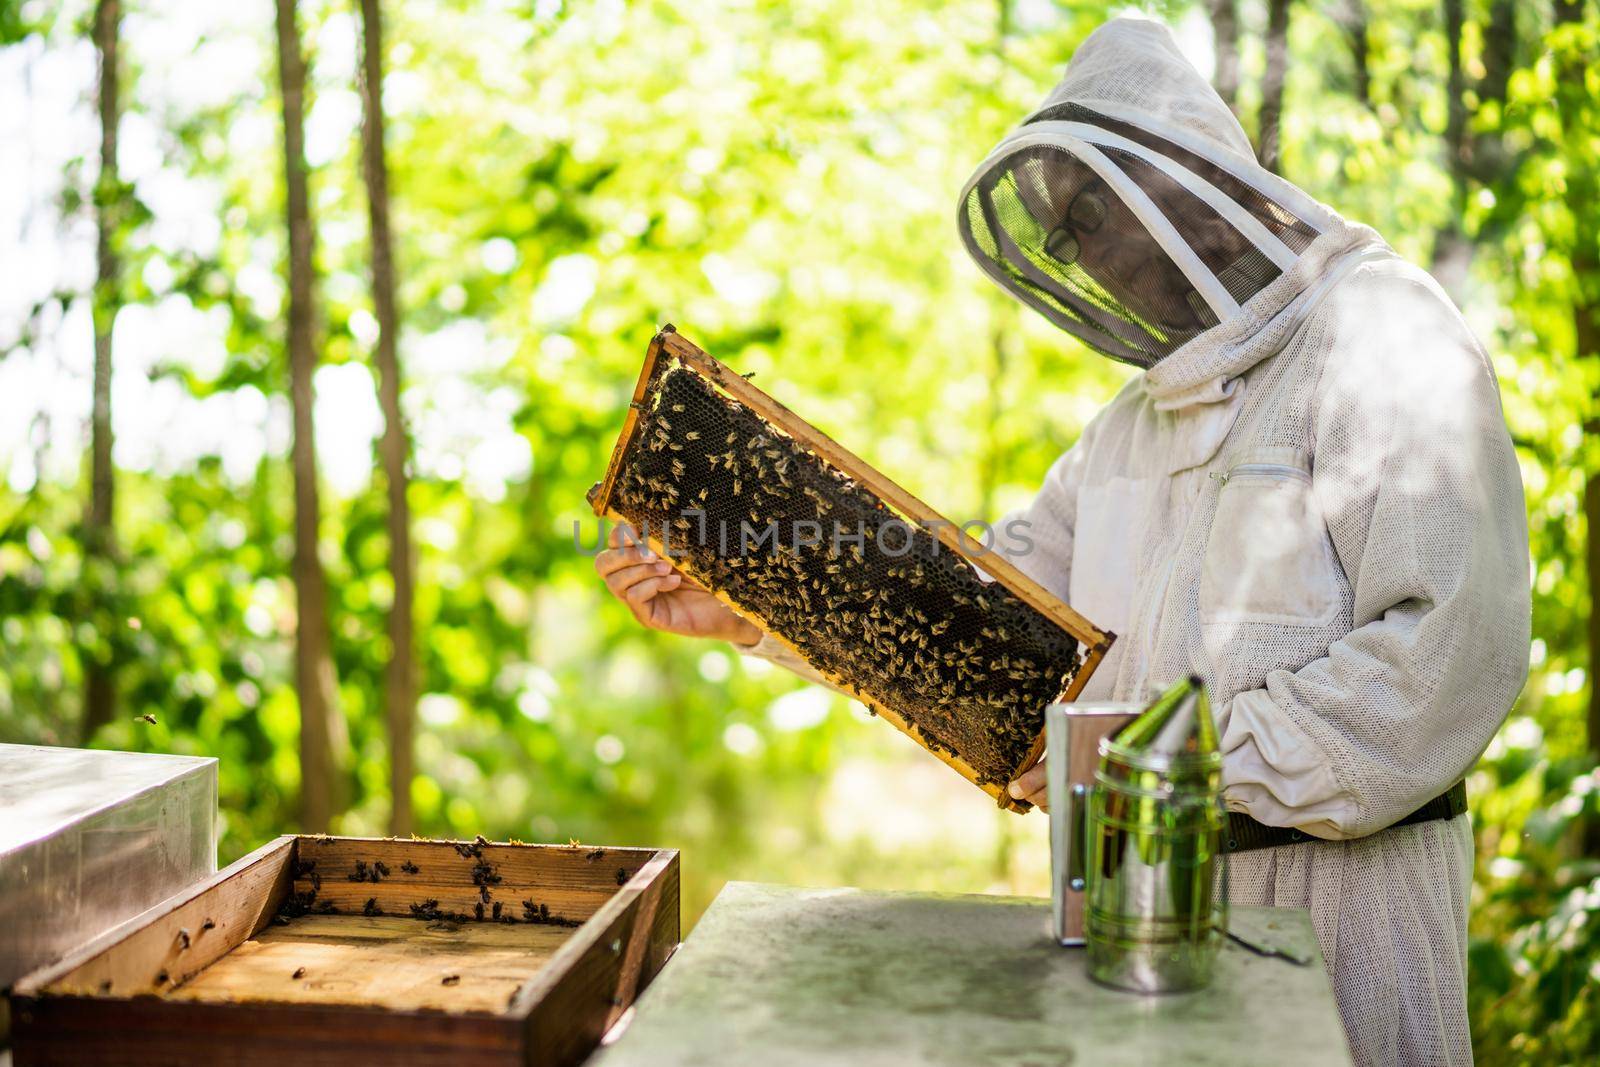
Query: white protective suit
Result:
<box><xmin>742</xmin><ymin>17</ymin><xmax>1531</xmax><ymax>1067</ymax></box>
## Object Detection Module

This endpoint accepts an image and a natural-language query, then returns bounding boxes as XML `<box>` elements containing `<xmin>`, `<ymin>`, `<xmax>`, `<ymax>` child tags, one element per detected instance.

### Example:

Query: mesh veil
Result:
<box><xmin>958</xmin><ymin>34</ymin><xmax>1324</xmax><ymax>368</ymax></box>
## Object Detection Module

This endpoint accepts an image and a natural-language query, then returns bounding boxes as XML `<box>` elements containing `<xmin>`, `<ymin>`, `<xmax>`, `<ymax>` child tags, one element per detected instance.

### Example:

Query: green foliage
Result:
<box><xmin>2</xmin><ymin>2</ymin><xmax>1599</xmax><ymax>1060</ymax></box>
<box><xmin>1469</xmin><ymin>722</ymin><xmax>1600</xmax><ymax>1063</ymax></box>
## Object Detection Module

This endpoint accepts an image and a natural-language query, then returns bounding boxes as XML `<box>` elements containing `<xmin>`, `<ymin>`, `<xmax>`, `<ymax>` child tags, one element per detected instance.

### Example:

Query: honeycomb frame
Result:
<box><xmin>590</xmin><ymin>326</ymin><xmax>1115</xmax><ymax>810</ymax></box>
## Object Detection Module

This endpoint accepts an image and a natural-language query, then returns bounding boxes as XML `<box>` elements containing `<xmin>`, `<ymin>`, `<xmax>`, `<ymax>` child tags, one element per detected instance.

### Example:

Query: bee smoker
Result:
<box><xmin>1046</xmin><ymin>677</ymin><xmax>1228</xmax><ymax>993</ymax></box>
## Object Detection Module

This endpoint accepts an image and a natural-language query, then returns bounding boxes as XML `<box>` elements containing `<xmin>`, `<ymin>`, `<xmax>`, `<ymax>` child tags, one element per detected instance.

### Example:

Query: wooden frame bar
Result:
<box><xmin>10</xmin><ymin>837</ymin><xmax>680</xmax><ymax>1067</ymax></box>
<box><xmin>590</xmin><ymin>326</ymin><xmax>1116</xmax><ymax>811</ymax></box>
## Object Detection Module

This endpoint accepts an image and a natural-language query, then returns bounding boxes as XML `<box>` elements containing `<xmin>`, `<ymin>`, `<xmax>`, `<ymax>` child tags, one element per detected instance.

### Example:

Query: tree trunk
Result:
<box><xmin>1258</xmin><ymin>0</ymin><xmax>1291</xmax><ymax>173</ymax></box>
<box><xmin>81</xmin><ymin>0</ymin><xmax>119</xmax><ymax>743</ymax></box>
<box><xmin>1332</xmin><ymin>0</ymin><xmax>1370</xmax><ymax>108</ymax></box>
<box><xmin>1586</xmin><ymin>389</ymin><xmax>1600</xmax><ymax>859</ymax></box>
<box><xmin>1430</xmin><ymin>0</ymin><xmax>1473</xmax><ymax>298</ymax></box>
<box><xmin>1583</xmin><ymin>275</ymin><xmax>1600</xmax><ymax>857</ymax></box>
<box><xmin>358</xmin><ymin>0</ymin><xmax>416</xmax><ymax>837</ymax></box>
<box><xmin>1480</xmin><ymin>0</ymin><xmax>1515</xmax><ymax>107</ymax></box>
<box><xmin>1557</xmin><ymin>0</ymin><xmax>1600</xmax><ymax>855</ymax></box>
<box><xmin>276</xmin><ymin>0</ymin><xmax>344</xmax><ymax>833</ymax></box>
<box><xmin>1205</xmin><ymin>0</ymin><xmax>1240</xmax><ymax>112</ymax></box>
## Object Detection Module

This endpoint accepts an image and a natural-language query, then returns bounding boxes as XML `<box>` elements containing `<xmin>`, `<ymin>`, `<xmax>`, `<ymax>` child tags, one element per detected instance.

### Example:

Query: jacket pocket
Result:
<box><xmin>1199</xmin><ymin>459</ymin><xmax>1340</xmax><ymax>627</ymax></box>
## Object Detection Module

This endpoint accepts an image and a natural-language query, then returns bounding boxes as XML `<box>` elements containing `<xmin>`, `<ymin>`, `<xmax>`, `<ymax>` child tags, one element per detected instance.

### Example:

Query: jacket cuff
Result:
<box><xmin>732</xmin><ymin>631</ymin><xmax>831</xmax><ymax>686</ymax></box>
<box><xmin>1218</xmin><ymin>688</ymin><xmax>1358</xmax><ymax>840</ymax></box>
<box><xmin>733</xmin><ymin>631</ymin><xmax>781</xmax><ymax>657</ymax></box>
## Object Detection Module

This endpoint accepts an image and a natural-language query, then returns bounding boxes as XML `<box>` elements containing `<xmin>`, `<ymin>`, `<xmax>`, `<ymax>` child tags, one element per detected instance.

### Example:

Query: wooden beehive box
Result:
<box><xmin>8</xmin><ymin>835</ymin><xmax>679</xmax><ymax>1067</ymax></box>
<box><xmin>590</xmin><ymin>327</ymin><xmax>1115</xmax><ymax>811</ymax></box>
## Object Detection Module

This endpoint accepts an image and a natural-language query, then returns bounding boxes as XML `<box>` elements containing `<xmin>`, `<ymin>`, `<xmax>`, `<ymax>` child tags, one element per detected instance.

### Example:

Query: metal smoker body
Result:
<box><xmin>1047</xmin><ymin>703</ymin><xmax>1138</xmax><ymax>946</ymax></box>
<box><xmin>1047</xmin><ymin>680</ymin><xmax>1228</xmax><ymax>993</ymax></box>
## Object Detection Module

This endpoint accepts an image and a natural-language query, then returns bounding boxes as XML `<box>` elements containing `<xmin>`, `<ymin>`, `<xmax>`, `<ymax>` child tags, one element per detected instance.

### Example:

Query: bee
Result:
<box><xmin>401</xmin><ymin>860</ymin><xmax>420</xmax><ymax>875</ymax></box>
<box><xmin>441</xmin><ymin>974</ymin><xmax>461</xmax><ymax>986</ymax></box>
<box><xmin>292</xmin><ymin>967</ymin><xmax>307</xmax><ymax>980</ymax></box>
<box><xmin>135</xmin><ymin>714</ymin><xmax>157</xmax><ymax>725</ymax></box>
<box><xmin>177</xmin><ymin>928</ymin><xmax>192</xmax><ymax>950</ymax></box>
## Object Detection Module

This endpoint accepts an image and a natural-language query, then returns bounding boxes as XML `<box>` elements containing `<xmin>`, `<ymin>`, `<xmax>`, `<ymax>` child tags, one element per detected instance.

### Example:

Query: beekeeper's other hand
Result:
<box><xmin>595</xmin><ymin>523</ymin><xmax>761</xmax><ymax>645</ymax></box>
<box><xmin>1008</xmin><ymin>759</ymin><xmax>1048</xmax><ymax>811</ymax></box>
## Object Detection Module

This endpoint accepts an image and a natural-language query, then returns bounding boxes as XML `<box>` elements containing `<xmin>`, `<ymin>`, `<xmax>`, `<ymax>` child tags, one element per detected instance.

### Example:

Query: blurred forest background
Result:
<box><xmin>1</xmin><ymin>0</ymin><xmax>1597</xmax><ymax>1059</ymax></box>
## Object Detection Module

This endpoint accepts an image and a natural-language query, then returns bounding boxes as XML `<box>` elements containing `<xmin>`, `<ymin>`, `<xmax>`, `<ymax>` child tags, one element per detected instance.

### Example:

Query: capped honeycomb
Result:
<box><xmin>594</xmin><ymin>330</ymin><xmax>1111</xmax><ymax>804</ymax></box>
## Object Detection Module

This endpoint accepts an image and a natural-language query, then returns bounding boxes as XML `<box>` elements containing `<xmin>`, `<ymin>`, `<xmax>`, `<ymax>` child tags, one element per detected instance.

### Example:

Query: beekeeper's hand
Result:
<box><xmin>1007</xmin><ymin>759</ymin><xmax>1048</xmax><ymax>811</ymax></box>
<box><xmin>595</xmin><ymin>523</ymin><xmax>761</xmax><ymax>646</ymax></box>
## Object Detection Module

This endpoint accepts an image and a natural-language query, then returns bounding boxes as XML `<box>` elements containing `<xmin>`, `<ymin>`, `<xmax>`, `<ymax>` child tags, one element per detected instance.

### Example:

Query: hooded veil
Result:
<box><xmin>958</xmin><ymin>19</ymin><xmax>1349</xmax><ymax>368</ymax></box>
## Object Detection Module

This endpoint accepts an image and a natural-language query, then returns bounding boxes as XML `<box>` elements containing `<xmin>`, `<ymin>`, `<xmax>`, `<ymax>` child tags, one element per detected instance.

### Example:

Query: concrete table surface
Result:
<box><xmin>593</xmin><ymin>881</ymin><xmax>1352</xmax><ymax>1067</ymax></box>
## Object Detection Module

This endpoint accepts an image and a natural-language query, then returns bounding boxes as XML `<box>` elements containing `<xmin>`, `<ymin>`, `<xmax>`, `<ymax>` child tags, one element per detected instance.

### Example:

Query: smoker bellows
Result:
<box><xmin>590</xmin><ymin>328</ymin><xmax>1114</xmax><ymax>809</ymax></box>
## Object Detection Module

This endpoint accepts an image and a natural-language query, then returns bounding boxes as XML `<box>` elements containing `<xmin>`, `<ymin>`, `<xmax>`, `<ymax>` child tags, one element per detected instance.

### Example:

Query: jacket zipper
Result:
<box><xmin>1212</xmin><ymin>462</ymin><xmax>1310</xmax><ymax>487</ymax></box>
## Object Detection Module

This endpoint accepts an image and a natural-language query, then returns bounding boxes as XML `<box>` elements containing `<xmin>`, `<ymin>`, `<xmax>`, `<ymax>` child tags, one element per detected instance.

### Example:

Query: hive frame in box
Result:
<box><xmin>589</xmin><ymin>326</ymin><xmax>1116</xmax><ymax>811</ymax></box>
<box><xmin>9</xmin><ymin>835</ymin><xmax>680</xmax><ymax>1067</ymax></box>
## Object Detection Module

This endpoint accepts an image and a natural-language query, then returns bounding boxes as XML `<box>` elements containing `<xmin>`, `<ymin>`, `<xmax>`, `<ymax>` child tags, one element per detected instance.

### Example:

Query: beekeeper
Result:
<box><xmin>595</xmin><ymin>16</ymin><xmax>1530</xmax><ymax>1067</ymax></box>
